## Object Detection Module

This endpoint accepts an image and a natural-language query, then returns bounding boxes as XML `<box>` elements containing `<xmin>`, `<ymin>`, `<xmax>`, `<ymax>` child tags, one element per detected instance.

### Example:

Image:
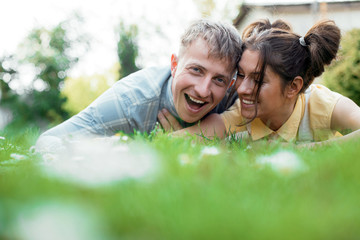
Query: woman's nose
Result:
<box><xmin>237</xmin><ymin>77</ymin><xmax>254</xmax><ymax>95</ymax></box>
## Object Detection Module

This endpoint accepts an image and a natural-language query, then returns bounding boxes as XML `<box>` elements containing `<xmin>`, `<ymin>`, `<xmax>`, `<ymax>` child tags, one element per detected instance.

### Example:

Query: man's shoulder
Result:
<box><xmin>122</xmin><ymin>66</ymin><xmax>171</xmax><ymax>84</ymax></box>
<box><xmin>111</xmin><ymin>66</ymin><xmax>171</xmax><ymax>105</ymax></box>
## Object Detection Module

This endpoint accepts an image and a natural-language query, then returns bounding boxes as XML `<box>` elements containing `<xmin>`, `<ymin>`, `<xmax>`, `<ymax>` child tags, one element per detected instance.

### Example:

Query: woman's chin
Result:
<box><xmin>241</xmin><ymin>111</ymin><xmax>257</xmax><ymax>120</ymax></box>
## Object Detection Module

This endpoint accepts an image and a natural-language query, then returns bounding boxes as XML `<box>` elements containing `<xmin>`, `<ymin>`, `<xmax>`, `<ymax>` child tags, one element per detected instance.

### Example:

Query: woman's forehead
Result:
<box><xmin>238</xmin><ymin>49</ymin><xmax>279</xmax><ymax>79</ymax></box>
<box><xmin>238</xmin><ymin>50</ymin><xmax>260</xmax><ymax>72</ymax></box>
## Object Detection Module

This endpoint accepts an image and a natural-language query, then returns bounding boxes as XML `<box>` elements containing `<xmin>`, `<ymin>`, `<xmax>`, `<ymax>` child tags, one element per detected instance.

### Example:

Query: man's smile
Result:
<box><xmin>184</xmin><ymin>93</ymin><xmax>207</xmax><ymax>110</ymax></box>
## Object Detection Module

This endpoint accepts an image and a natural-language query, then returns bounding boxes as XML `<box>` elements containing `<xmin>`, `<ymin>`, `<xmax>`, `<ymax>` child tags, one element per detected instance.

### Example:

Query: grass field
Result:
<box><xmin>1</xmin><ymin>127</ymin><xmax>360</xmax><ymax>239</ymax></box>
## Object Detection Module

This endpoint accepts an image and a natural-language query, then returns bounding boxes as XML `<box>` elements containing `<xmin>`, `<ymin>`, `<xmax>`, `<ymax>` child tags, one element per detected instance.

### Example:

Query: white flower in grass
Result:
<box><xmin>121</xmin><ymin>135</ymin><xmax>129</xmax><ymax>141</ymax></box>
<box><xmin>42</xmin><ymin>153</ymin><xmax>59</xmax><ymax>163</ymax></box>
<box><xmin>10</xmin><ymin>153</ymin><xmax>27</xmax><ymax>160</ymax></box>
<box><xmin>29</xmin><ymin>146</ymin><xmax>37</xmax><ymax>154</ymax></box>
<box><xmin>200</xmin><ymin>146</ymin><xmax>220</xmax><ymax>158</ymax></box>
<box><xmin>12</xmin><ymin>203</ymin><xmax>104</xmax><ymax>240</ymax></box>
<box><xmin>256</xmin><ymin>150</ymin><xmax>307</xmax><ymax>176</ymax></box>
<box><xmin>42</xmin><ymin>138</ymin><xmax>159</xmax><ymax>186</ymax></box>
<box><xmin>0</xmin><ymin>136</ymin><xmax>5</xmax><ymax>140</ymax></box>
<box><xmin>178</xmin><ymin>153</ymin><xmax>192</xmax><ymax>165</ymax></box>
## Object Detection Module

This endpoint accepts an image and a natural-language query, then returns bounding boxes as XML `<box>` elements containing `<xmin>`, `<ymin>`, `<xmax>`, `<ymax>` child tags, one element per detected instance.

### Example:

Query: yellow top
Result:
<box><xmin>221</xmin><ymin>84</ymin><xmax>342</xmax><ymax>142</ymax></box>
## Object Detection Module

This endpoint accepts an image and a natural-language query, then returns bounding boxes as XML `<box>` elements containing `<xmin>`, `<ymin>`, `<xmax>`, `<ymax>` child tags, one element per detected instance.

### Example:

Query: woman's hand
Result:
<box><xmin>157</xmin><ymin>108</ymin><xmax>183</xmax><ymax>132</ymax></box>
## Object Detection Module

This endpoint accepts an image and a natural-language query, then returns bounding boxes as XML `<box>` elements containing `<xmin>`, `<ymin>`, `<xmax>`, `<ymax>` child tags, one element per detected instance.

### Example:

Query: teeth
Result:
<box><xmin>189</xmin><ymin>95</ymin><xmax>205</xmax><ymax>104</ymax></box>
<box><xmin>242</xmin><ymin>99</ymin><xmax>255</xmax><ymax>105</ymax></box>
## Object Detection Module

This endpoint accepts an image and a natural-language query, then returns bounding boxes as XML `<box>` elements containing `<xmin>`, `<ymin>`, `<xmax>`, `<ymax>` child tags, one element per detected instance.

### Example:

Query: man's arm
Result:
<box><xmin>36</xmin><ymin>83</ymin><xmax>132</xmax><ymax>153</ymax></box>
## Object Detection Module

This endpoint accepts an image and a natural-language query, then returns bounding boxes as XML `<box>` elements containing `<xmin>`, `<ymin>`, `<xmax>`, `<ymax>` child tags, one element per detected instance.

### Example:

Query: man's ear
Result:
<box><xmin>171</xmin><ymin>54</ymin><xmax>178</xmax><ymax>77</ymax></box>
<box><xmin>286</xmin><ymin>76</ymin><xmax>303</xmax><ymax>99</ymax></box>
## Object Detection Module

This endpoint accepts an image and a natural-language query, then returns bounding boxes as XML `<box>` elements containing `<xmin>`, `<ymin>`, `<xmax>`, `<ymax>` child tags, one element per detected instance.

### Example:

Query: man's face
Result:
<box><xmin>171</xmin><ymin>38</ymin><xmax>233</xmax><ymax>123</ymax></box>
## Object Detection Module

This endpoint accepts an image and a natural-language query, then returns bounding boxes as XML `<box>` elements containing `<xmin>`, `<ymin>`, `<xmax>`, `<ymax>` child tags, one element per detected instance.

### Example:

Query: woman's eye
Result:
<box><xmin>237</xmin><ymin>73</ymin><xmax>245</xmax><ymax>79</ymax></box>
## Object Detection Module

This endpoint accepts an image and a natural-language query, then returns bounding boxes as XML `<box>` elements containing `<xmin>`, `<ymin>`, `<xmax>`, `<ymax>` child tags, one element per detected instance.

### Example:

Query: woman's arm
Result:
<box><xmin>302</xmin><ymin>96</ymin><xmax>360</xmax><ymax>148</ymax></box>
<box><xmin>329</xmin><ymin>96</ymin><xmax>360</xmax><ymax>142</ymax></box>
<box><xmin>173</xmin><ymin>113</ymin><xmax>227</xmax><ymax>139</ymax></box>
<box><xmin>331</xmin><ymin>96</ymin><xmax>360</xmax><ymax>132</ymax></box>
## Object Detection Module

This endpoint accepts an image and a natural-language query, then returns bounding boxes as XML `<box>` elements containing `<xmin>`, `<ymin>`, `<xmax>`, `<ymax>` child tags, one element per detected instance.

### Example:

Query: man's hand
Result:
<box><xmin>157</xmin><ymin>108</ymin><xmax>183</xmax><ymax>132</ymax></box>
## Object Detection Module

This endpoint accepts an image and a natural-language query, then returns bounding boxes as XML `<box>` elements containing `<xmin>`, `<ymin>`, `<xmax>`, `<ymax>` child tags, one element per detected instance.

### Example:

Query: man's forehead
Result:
<box><xmin>181</xmin><ymin>40</ymin><xmax>234</xmax><ymax>75</ymax></box>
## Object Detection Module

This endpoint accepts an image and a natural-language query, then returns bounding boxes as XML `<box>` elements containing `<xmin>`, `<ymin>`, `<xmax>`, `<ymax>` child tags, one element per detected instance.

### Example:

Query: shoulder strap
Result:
<box><xmin>297</xmin><ymin>88</ymin><xmax>314</xmax><ymax>142</ymax></box>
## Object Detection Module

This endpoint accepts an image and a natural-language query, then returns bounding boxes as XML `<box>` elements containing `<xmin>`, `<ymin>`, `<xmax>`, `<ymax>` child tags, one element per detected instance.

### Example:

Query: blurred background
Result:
<box><xmin>1</xmin><ymin>0</ymin><xmax>359</xmax><ymax>132</ymax></box>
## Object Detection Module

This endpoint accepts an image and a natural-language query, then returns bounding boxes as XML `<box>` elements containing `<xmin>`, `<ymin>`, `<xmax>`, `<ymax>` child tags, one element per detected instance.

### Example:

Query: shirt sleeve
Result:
<box><xmin>38</xmin><ymin>81</ymin><xmax>132</xmax><ymax>140</ymax></box>
<box><xmin>309</xmin><ymin>84</ymin><xmax>342</xmax><ymax>140</ymax></box>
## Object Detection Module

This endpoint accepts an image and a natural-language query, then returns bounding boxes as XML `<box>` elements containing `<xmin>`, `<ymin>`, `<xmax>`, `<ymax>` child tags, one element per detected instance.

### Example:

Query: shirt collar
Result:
<box><xmin>250</xmin><ymin>94</ymin><xmax>305</xmax><ymax>142</ymax></box>
<box><xmin>159</xmin><ymin>76</ymin><xmax>179</xmax><ymax>119</ymax></box>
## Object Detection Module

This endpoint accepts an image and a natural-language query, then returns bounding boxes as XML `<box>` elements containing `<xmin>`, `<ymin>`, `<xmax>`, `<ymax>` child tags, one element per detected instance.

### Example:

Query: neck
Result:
<box><xmin>262</xmin><ymin>98</ymin><xmax>297</xmax><ymax>131</ymax></box>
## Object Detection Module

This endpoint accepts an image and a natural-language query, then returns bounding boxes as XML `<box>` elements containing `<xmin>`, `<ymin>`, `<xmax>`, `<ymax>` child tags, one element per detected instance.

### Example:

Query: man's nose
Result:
<box><xmin>194</xmin><ymin>75</ymin><xmax>212</xmax><ymax>98</ymax></box>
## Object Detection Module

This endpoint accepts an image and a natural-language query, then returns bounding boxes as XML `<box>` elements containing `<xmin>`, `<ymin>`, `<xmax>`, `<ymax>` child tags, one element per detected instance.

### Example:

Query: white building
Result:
<box><xmin>233</xmin><ymin>0</ymin><xmax>360</xmax><ymax>35</ymax></box>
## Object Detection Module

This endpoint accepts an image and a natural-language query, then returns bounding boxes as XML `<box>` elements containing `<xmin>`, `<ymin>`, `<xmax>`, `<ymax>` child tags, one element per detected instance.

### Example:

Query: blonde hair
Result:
<box><xmin>179</xmin><ymin>19</ymin><xmax>242</xmax><ymax>72</ymax></box>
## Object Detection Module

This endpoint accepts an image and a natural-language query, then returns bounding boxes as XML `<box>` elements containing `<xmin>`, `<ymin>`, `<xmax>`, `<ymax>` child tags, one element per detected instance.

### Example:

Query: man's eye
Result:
<box><xmin>216</xmin><ymin>78</ymin><xmax>225</xmax><ymax>83</ymax></box>
<box><xmin>192</xmin><ymin>67</ymin><xmax>201</xmax><ymax>73</ymax></box>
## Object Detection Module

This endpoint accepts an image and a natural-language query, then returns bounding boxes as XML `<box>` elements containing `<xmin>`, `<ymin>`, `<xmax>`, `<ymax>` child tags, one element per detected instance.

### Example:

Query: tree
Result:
<box><xmin>116</xmin><ymin>22</ymin><xmax>140</xmax><ymax>79</ymax></box>
<box><xmin>18</xmin><ymin>14</ymin><xmax>89</xmax><ymax>125</ymax></box>
<box><xmin>62</xmin><ymin>64</ymin><xmax>118</xmax><ymax>116</ymax></box>
<box><xmin>0</xmin><ymin>55</ymin><xmax>18</xmax><ymax>107</ymax></box>
<box><xmin>323</xmin><ymin>28</ymin><xmax>360</xmax><ymax>106</ymax></box>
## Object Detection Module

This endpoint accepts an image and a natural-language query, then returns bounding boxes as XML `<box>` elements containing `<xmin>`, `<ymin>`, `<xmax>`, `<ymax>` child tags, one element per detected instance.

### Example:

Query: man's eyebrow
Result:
<box><xmin>186</xmin><ymin>62</ymin><xmax>231</xmax><ymax>81</ymax></box>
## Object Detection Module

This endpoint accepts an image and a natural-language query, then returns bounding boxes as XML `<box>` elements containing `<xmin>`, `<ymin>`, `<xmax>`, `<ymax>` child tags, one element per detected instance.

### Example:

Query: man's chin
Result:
<box><xmin>179</xmin><ymin>113</ymin><xmax>204</xmax><ymax>124</ymax></box>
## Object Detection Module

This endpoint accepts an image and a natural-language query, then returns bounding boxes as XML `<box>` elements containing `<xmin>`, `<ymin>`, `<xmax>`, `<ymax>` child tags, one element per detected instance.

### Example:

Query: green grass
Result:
<box><xmin>1</xmin><ymin>128</ymin><xmax>360</xmax><ymax>239</ymax></box>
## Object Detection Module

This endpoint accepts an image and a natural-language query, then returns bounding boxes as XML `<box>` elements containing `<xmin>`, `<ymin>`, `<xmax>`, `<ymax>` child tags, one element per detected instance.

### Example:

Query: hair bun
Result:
<box><xmin>242</xmin><ymin>19</ymin><xmax>292</xmax><ymax>39</ymax></box>
<box><xmin>305</xmin><ymin>20</ymin><xmax>341</xmax><ymax>78</ymax></box>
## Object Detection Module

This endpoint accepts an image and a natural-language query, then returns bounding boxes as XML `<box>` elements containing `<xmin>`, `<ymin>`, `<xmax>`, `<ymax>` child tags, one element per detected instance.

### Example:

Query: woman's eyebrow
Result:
<box><xmin>238</xmin><ymin>66</ymin><xmax>261</xmax><ymax>75</ymax></box>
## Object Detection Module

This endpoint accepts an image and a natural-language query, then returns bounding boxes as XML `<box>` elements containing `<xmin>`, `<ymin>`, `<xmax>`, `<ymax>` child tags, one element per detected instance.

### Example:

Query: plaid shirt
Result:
<box><xmin>39</xmin><ymin>66</ymin><xmax>237</xmax><ymax>139</ymax></box>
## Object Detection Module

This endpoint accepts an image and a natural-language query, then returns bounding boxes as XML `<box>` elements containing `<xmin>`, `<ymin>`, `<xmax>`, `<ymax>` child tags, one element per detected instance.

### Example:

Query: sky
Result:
<box><xmin>1</xmin><ymin>0</ymin><xmax>204</xmax><ymax>78</ymax></box>
<box><xmin>1</xmin><ymin>0</ymin><xmax>205</xmax><ymax>78</ymax></box>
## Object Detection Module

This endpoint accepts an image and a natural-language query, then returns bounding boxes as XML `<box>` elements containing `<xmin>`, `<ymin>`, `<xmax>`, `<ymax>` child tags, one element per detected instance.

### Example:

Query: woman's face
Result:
<box><xmin>236</xmin><ymin>49</ymin><xmax>289</xmax><ymax>128</ymax></box>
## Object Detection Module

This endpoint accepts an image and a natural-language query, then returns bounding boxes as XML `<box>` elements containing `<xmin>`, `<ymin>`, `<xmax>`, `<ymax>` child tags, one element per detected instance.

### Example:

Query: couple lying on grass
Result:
<box><xmin>159</xmin><ymin>19</ymin><xmax>360</xmax><ymax>148</ymax></box>
<box><xmin>36</xmin><ymin>18</ymin><xmax>360</xmax><ymax>153</ymax></box>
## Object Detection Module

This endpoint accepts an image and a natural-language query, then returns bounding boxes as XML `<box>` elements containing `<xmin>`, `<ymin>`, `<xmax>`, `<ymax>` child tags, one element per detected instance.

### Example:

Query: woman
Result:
<box><xmin>158</xmin><ymin>19</ymin><xmax>360</xmax><ymax>146</ymax></box>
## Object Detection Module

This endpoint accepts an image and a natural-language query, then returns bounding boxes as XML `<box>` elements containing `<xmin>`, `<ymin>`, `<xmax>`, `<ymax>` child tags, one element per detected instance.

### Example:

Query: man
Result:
<box><xmin>36</xmin><ymin>19</ymin><xmax>241</xmax><ymax>152</ymax></box>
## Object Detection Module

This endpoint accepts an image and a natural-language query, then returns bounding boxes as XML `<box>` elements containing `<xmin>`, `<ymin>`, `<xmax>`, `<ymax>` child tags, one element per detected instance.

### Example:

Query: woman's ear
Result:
<box><xmin>286</xmin><ymin>76</ymin><xmax>303</xmax><ymax>98</ymax></box>
<box><xmin>171</xmin><ymin>54</ymin><xmax>178</xmax><ymax>77</ymax></box>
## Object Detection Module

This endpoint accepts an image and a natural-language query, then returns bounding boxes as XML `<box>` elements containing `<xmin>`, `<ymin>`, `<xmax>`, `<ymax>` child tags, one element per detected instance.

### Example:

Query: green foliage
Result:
<box><xmin>0</xmin><ymin>56</ymin><xmax>36</xmax><ymax>129</ymax></box>
<box><xmin>15</xmin><ymin>14</ymin><xmax>89</xmax><ymax>125</ymax></box>
<box><xmin>62</xmin><ymin>64</ymin><xmax>119</xmax><ymax>115</ymax></box>
<box><xmin>0</xmin><ymin>55</ymin><xmax>20</xmax><ymax>109</ymax></box>
<box><xmin>323</xmin><ymin>28</ymin><xmax>360</xmax><ymax>105</ymax></box>
<box><xmin>1</xmin><ymin>128</ymin><xmax>360</xmax><ymax>239</ymax></box>
<box><xmin>116</xmin><ymin>22</ymin><xmax>141</xmax><ymax>79</ymax></box>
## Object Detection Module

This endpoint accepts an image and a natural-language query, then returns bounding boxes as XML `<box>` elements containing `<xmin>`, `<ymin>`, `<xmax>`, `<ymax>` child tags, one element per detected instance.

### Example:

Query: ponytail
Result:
<box><xmin>303</xmin><ymin>20</ymin><xmax>341</xmax><ymax>79</ymax></box>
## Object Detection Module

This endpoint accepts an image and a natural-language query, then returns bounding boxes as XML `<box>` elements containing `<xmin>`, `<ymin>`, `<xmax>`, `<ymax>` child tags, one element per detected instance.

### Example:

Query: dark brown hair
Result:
<box><xmin>243</xmin><ymin>18</ymin><xmax>341</xmax><ymax>94</ymax></box>
<box><xmin>239</xmin><ymin>19</ymin><xmax>340</xmax><ymax>122</ymax></box>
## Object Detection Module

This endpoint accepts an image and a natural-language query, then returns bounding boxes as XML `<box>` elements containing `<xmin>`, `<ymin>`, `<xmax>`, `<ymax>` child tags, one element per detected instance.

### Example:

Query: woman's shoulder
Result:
<box><xmin>307</xmin><ymin>84</ymin><xmax>342</xmax><ymax>138</ymax></box>
<box><xmin>308</xmin><ymin>84</ymin><xmax>342</xmax><ymax>106</ymax></box>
